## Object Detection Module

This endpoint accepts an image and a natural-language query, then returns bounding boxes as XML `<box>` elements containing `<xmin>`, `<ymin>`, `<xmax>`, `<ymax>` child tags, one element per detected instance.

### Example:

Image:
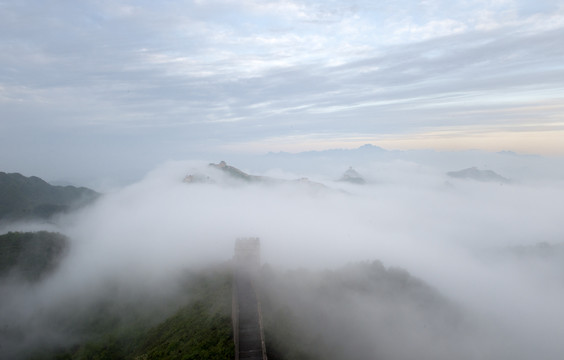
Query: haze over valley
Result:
<box><xmin>2</xmin><ymin>147</ymin><xmax>564</xmax><ymax>359</ymax></box>
<box><xmin>2</xmin><ymin>0</ymin><xmax>564</xmax><ymax>358</ymax></box>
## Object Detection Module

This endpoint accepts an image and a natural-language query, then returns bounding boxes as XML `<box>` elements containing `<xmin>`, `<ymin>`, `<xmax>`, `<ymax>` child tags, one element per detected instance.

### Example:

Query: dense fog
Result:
<box><xmin>1</xmin><ymin>148</ymin><xmax>564</xmax><ymax>359</ymax></box>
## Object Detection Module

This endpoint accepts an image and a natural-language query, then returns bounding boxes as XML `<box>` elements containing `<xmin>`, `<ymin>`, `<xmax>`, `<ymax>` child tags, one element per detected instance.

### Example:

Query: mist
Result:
<box><xmin>2</xmin><ymin>150</ymin><xmax>564</xmax><ymax>359</ymax></box>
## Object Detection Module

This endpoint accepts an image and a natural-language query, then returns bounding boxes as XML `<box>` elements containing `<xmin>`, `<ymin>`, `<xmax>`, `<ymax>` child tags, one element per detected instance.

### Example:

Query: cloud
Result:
<box><xmin>2</xmin><ymin>153</ymin><xmax>564</xmax><ymax>358</ymax></box>
<box><xmin>1</xmin><ymin>0</ymin><xmax>564</xmax><ymax>184</ymax></box>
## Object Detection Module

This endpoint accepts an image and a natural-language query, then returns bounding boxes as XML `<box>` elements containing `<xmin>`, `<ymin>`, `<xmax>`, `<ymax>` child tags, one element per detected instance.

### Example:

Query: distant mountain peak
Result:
<box><xmin>447</xmin><ymin>167</ymin><xmax>510</xmax><ymax>183</ymax></box>
<box><xmin>183</xmin><ymin>161</ymin><xmax>268</xmax><ymax>184</ymax></box>
<box><xmin>184</xmin><ymin>161</ymin><xmax>329</xmax><ymax>192</ymax></box>
<box><xmin>359</xmin><ymin>144</ymin><xmax>384</xmax><ymax>151</ymax></box>
<box><xmin>208</xmin><ymin>161</ymin><xmax>264</xmax><ymax>182</ymax></box>
<box><xmin>338</xmin><ymin>166</ymin><xmax>366</xmax><ymax>184</ymax></box>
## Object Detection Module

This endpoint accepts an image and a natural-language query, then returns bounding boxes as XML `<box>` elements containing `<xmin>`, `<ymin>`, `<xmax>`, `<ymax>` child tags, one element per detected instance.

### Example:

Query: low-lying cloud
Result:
<box><xmin>2</xmin><ymin>151</ymin><xmax>564</xmax><ymax>358</ymax></box>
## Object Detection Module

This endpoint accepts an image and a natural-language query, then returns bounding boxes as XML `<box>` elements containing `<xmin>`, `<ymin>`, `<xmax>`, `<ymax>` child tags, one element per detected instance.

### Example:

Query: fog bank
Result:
<box><xmin>2</xmin><ymin>151</ymin><xmax>564</xmax><ymax>358</ymax></box>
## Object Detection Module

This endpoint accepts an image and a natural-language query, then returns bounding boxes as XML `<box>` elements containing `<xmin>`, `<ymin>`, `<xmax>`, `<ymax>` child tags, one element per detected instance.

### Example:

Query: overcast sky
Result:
<box><xmin>1</xmin><ymin>0</ymin><xmax>564</xmax><ymax>182</ymax></box>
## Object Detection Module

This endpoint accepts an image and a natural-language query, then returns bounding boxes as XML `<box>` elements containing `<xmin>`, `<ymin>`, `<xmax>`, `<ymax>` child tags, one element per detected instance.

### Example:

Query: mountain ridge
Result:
<box><xmin>447</xmin><ymin>167</ymin><xmax>510</xmax><ymax>183</ymax></box>
<box><xmin>0</xmin><ymin>171</ymin><xmax>99</xmax><ymax>222</ymax></box>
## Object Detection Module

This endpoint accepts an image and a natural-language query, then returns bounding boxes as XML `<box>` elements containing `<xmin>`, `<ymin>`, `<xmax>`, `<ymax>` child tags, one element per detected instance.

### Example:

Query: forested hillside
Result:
<box><xmin>0</xmin><ymin>172</ymin><xmax>98</xmax><ymax>221</ymax></box>
<box><xmin>11</xmin><ymin>266</ymin><xmax>234</xmax><ymax>360</ymax></box>
<box><xmin>0</xmin><ymin>231</ymin><xmax>69</xmax><ymax>282</ymax></box>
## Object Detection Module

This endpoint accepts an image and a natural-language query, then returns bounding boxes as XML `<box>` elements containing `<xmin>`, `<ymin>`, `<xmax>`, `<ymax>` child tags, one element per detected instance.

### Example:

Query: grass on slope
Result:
<box><xmin>137</xmin><ymin>271</ymin><xmax>234</xmax><ymax>360</ymax></box>
<box><xmin>29</xmin><ymin>266</ymin><xmax>234</xmax><ymax>360</ymax></box>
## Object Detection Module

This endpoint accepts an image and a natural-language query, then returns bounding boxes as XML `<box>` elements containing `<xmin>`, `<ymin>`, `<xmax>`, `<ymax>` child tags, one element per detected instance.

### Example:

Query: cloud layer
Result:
<box><xmin>2</xmin><ymin>0</ymin><xmax>564</xmax><ymax>183</ymax></box>
<box><xmin>2</xmin><ymin>152</ymin><xmax>564</xmax><ymax>357</ymax></box>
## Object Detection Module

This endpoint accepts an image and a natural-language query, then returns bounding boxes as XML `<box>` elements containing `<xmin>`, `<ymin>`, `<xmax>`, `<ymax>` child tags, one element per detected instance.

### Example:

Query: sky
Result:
<box><xmin>1</xmin><ymin>0</ymin><xmax>564</xmax><ymax>183</ymax></box>
<box><xmin>2</xmin><ymin>3</ymin><xmax>564</xmax><ymax>357</ymax></box>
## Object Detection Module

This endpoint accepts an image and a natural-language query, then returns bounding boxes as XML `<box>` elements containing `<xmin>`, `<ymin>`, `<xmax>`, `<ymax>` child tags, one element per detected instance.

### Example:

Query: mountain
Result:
<box><xmin>0</xmin><ymin>172</ymin><xmax>99</xmax><ymax>222</ymax></box>
<box><xmin>184</xmin><ymin>161</ymin><xmax>328</xmax><ymax>192</ymax></box>
<box><xmin>338</xmin><ymin>167</ymin><xmax>366</xmax><ymax>184</ymax></box>
<box><xmin>17</xmin><ymin>260</ymin><xmax>455</xmax><ymax>360</ymax></box>
<box><xmin>446</xmin><ymin>167</ymin><xmax>510</xmax><ymax>183</ymax></box>
<box><xmin>0</xmin><ymin>231</ymin><xmax>68</xmax><ymax>282</ymax></box>
<box><xmin>184</xmin><ymin>161</ymin><xmax>270</xmax><ymax>184</ymax></box>
<box><xmin>18</xmin><ymin>266</ymin><xmax>234</xmax><ymax>360</ymax></box>
<box><xmin>209</xmin><ymin>160</ymin><xmax>268</xmax><ymax>183</ymax></box>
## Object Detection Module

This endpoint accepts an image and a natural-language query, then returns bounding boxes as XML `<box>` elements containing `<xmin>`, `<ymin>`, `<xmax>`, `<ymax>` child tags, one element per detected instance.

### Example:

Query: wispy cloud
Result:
<box><xmin>1</xmin><ymin>0</ymin><xmax>564</xmax><ymax>181</ymax></box>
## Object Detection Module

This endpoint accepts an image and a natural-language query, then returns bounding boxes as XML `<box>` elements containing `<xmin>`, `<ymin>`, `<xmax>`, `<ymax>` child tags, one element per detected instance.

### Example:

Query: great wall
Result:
<box><xmin>232</xmin><ymin>237</ymin><xmax>268</xmax><ymax>360</ymax></box>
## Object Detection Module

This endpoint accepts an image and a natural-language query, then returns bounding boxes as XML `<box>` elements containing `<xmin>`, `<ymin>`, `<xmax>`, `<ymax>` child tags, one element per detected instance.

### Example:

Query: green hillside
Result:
<box><xmin>0</xmin><ymin>231</ymin><xmax>464</xmax><ymax>360</ymax></box>
<box><xmin>4</xmin><ymin>258</ymin><xmax>465</xmax><ymax>360</ymax></box>
<box><xmin>0</xmin><ymin>231</ymin><xmax>69</xmax><ymax>282</ymax></box>
<box><xmin>29</xmin><ymin>267</ymin><xmax>235</xmax><ymax>360</ymax></box>
<box><xmin>0</xmin><ymin>172</ymin><xmax>99</xmax><ymax>221</ymax></box>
